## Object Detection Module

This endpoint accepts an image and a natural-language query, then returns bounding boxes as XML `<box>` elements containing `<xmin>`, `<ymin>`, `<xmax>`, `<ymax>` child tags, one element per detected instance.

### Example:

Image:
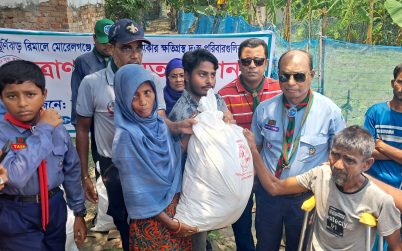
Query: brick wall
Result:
<box><xmin>67</xmin><ymin>3</ymin><xmax>105</xmax><ymax>32</ymax></box>
<box><xmin>0</xmin><ymin>0</ymin><xmax>105</xmax><ymax>32</ymax></box>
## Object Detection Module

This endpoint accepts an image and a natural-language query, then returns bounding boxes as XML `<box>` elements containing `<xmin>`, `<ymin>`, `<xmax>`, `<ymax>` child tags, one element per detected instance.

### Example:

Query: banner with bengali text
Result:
<box><xmin>0</xmin><ymin>28</ymin><xmax>275</xmax><ymax>134</ymax></box>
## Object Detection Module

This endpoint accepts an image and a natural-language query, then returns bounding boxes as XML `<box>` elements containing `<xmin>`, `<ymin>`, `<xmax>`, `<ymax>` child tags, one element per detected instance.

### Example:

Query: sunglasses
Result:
<box><xmin>279</xmin><ymin>73</ymin><xmax>307</xmax><ymax>83</ymax></box>
<box><xmin>239</xmin><ymin>57</ymin><xmax>266</xmax><ymax>67</ymax></box>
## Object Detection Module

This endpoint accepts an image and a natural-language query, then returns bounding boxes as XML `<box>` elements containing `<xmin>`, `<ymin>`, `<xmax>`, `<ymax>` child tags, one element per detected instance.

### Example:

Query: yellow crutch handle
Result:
<box><xmin>301</xmin><ymin>196</ymin><xmax>316</xmax><ymax>212</ymax></box>
<box><xmin>359</xmin><ymin>212</ymin><xmax>377</xmax><ymax>227</ymax></box>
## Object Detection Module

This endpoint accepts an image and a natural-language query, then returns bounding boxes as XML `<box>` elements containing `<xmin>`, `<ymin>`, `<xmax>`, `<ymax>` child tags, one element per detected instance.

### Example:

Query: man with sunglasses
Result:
<box><xmin>218</xmin><ymin>38</ymin><xmax>281</xmax><ymax>251</ymax></box>
<box><xmin>364</xmin><ymin>63</ymin><xmax>402</xmax><ymax>248</ymax></box>
<box><xmin>75</xmin><ymin>18</ymin><xmax>166</xmax><ymax>251</ymax></box>
<box><xmin>251</xmin><ymin>50</ymin><xmax>345</xmax><ymax>251</ymax></box>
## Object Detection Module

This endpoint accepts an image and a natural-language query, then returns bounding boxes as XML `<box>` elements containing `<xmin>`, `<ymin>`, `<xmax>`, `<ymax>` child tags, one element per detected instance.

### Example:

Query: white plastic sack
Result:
<box><xmin>91</xmin><ymin>176</ymin><xmax>116</xmax><ymax>232</ymax></box>
<box><xmin>175</xmin><ymin>89</ymin><xmax>254</xmax><ymax>231</ymax></box>
<box><xmin>65</xmin><ymin>206</ymin><xmax>79</xmax><ymax>251</ymax></box>
<box><xmin>61</xmin><ymin>186</ymin><xmax>79</xmax><ymax>251</ymax></box>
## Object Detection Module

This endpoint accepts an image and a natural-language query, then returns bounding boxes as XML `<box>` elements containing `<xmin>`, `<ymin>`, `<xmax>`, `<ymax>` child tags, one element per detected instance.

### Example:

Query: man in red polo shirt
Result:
<box><xmin>218</xmin><ymin>38</ymin><xmax>281</xmax><ymax>251</ymax></box>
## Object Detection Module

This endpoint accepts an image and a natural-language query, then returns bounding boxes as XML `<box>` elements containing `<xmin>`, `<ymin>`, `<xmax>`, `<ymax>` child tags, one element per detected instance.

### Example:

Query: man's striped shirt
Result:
<box><xmin>219</xmin><ymin>77</ymin><xmax>281</xmax><ymax>129</ymax></box>
<box><xmin>364</xmin><ymin>102</ymin><xmax>402</xmax><ymax>188</ymax></box>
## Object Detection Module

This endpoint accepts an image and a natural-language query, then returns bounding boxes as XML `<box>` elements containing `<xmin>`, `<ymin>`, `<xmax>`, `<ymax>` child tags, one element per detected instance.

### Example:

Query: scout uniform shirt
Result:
<box><xmin>0</xmin><ymin>120</ymin><xmax>85</xmax><ymax>213</ymax></box>
<box><xmin>251</xmin><ymin>92</ymin><xmax>345</xmax><ymax>178</ymax></box>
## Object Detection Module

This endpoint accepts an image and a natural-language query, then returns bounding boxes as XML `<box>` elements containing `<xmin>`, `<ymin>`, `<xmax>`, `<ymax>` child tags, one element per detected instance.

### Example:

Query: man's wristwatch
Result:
<box><xmin>74</xmin><ymin>209</ymin><xmax>87</xmax><ymax>218</ymax></box>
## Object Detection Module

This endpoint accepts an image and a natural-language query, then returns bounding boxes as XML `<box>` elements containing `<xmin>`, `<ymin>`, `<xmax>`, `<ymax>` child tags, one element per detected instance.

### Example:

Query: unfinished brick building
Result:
<box><xmin>0</xmin><ymin>0</ymin><xmax>105</xmax><ymax>33</ymax></box>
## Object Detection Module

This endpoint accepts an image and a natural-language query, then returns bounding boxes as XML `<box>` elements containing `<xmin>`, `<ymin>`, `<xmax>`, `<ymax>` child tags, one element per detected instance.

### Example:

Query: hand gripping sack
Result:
<box><xmin>175</xmin><ymin>89</ymin><xmax>254</xmax><ymax>231</ymax></box>
<box><xmin>91</xmin><ymin>176</ymin><xmax>116</xmax><ymax>232</ymax></box>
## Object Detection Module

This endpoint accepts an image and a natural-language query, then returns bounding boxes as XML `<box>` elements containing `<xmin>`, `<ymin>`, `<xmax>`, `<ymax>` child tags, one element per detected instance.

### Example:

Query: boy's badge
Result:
<box><xmin>264</xmin><ymin>119</ymin><xmax>279</xmax><ymax>132</ymax></box>
<box><xmin>12</xmin><ymin>137</ymin><xmax>27</xmax><ymax>150</ymax></box>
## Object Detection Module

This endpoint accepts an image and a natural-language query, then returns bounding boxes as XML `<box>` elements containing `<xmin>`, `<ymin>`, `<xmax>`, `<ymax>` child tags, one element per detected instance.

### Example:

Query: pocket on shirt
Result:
<box><xmin>262</xmin><ymin>127</ymin><xmax>282</xmax><ymax>152</ymax></box>
<box><xmin>52</xmin><ymin>145</ymin><xmax>66</xmax><ymax>170</ymax></box>
<box><xmin>297</xmin><ymin>136</ymin><xmax>328</xmax><ymax>162</ymax></box>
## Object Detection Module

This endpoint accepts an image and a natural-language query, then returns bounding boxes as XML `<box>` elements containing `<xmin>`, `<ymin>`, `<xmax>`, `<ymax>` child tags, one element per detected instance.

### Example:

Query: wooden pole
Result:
<box><xmin>246</xmin><ymin>0</ymin><xmax>251</xmax><ymax>23</ymax></box>
<box><xmin>398</xmin><ymin>28</ymin><xmax>402</xmax><ymax>46</ymax></box>
<box><xmin>367</xmin><ymin>0</ymin><xmax>374</xmax><ymax>44</ymax></box>
<box><xmin>284</xmin><ymin>0</ymin><xmax>292</xmax><ymax>47</ymax></box>
<box><xmin>307</xmin><ymin>0</ymin><xmax>312</xmax><ymax>52</ymax></box>
<box><xmin>318</xmin><ymin>9</ymin><xmax>327</xmax><ymax>94</ymax></box>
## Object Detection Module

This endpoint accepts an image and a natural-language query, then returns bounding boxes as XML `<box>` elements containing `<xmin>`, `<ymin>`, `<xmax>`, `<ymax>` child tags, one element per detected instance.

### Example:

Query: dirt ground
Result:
<box><xmin>79</xmin><ymin>196</ymin><xmax>243</xmax><ymax>251</ymax></box>
<box><xmin>79</xmin><ymin>176</ymin><xmax>240</xmax><ymax>250</ymax></box>
<box><xmin>79</xmin><ymin>205</ymin><xmax>240</xmax><ymax>251</ymax></box>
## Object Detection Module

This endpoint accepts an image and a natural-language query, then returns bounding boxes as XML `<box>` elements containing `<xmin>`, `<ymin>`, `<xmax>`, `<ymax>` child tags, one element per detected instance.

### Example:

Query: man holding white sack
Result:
<box><xmin>169</xmin><ymin>48</ymin><xmax>235</xmax><ymax>251</ymax></box>
<box><xmin>219</xmin><ymin>38</ymin><xmax>281</xmax><ymax>251</ymax></box>
<box><xmin>251</xmin><ymin>50</ymin><xmax>345</xmax><ymax>251</ymax></box>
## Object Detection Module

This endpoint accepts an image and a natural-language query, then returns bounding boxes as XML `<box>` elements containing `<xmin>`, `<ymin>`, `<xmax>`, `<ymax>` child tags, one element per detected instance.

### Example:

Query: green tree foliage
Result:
<box><xmin>263</xmin><ymin>0</ymin><xmax>288</xmax><ymax>24</ymax></box>
<box><xmin>168</xmin><ymin>0</ymin><xmax>254</xmax><ymax>17</ymax></box>
<box><xmin>167</xmin><ymin>0</ymin><xmax>215</xmax><ymax>14</ymax></box>
<box><xmin>105</xmin><ymin>0</ymin><xmax>151</xmax><ymax>24</ymax></box>
<box><xmin>385</xmin><ymin>0</ymin><xmax>402</xmax><ymax>26</ymax></box>
<box><xmin>165</xmin><ymin>0</ymin><xmax>401</xmax><ymax>45</ymax></box>
<box><xmin>283</xmin><ymin>0</ymin><xmax>400</xmax><ymax>44</ymax></box>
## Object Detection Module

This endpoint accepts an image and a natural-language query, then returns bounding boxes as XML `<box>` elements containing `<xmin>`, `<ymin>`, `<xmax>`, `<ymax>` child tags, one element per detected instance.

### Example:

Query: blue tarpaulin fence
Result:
<box><xmin>179</xmin><ymin>12</ymin><xmax>260</xmax><ymax>34</ymax></box>
<box><xmin>178</xmin><ymin>11</ymin><xmax>402</xmax><ymax>125</ymax></box>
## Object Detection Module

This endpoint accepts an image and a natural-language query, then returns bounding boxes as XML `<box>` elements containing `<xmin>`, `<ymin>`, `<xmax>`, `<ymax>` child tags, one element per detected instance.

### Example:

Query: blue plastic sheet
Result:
<box><xmin>178</xmin><ymin>11</ymin><xmax>402</xmax><ymax>125</ymax></box>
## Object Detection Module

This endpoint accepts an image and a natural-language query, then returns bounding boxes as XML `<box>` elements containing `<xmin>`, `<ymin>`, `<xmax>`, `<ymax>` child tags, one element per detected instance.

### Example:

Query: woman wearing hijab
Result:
<box><xmin>164</xmin><ymin>58</ymin><xmax>185</xmax><ymax>115</ymax></box>
<box><xmin>112</xmin><ymin>64</ymin><xmax>198</xmax><ymax>250</ymax></box>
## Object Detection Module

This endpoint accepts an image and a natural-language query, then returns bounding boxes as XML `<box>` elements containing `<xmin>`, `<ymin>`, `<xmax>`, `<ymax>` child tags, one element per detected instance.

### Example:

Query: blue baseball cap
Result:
<box><xmin>108</xmin><ymin>19</ymin><xmax>151</xmax><ymax>45</ymax></box>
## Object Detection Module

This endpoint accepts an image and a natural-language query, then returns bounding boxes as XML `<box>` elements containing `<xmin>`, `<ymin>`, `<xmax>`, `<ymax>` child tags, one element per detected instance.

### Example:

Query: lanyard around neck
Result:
<box><xmin>281</xmin><ymin>92</ymin><xmax>314</xmax><ymax>167</ymax></box>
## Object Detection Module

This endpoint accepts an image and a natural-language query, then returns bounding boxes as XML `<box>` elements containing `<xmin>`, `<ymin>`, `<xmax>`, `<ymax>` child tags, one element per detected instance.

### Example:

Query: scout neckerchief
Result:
<box><xmin>275</xmin><ymin>91</ymin><xmax>314</xmax><ymax>178</ymax></box>
<box><xmin>92</xmin><ymin>47</ymin><xmax>110</xmax><ymax>67</ymax></box>
<box><xmin>240</xmin><ymin>75</ymin><xmax>265</xmax><ymax>111</ymax></box>
<box><xmin>4</xmin><ymin>112</ymin><xmax>49</xmax><ymax>231</ymax></box>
